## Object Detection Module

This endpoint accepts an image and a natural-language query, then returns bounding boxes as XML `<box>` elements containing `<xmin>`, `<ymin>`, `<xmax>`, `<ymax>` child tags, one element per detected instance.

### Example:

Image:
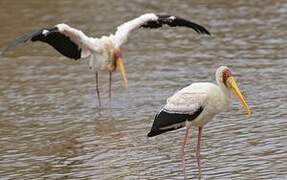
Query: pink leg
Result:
<box><xmin>94</xmin><ymin>71</ymin><xmax>101</xmax><ymax>108</ymax></box>
<box><xmin>109</xmin><ymin>71</ymin><xmax>112</xmax><ymax>107</ymax></box>
<box><xmin>180</xmin><ymin>124</ymin><xmax>192</xmax><ymax>179</ymax></box>
<box><xmin>196</xmin><ymin>127</ymin><xmax>203</xmax><ymax>180</ymax></box>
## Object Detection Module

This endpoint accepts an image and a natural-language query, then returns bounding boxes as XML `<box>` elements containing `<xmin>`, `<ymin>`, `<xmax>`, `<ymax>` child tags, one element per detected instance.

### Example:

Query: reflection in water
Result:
<box><xmin>1</xmin><ymin>0</ymin><xmax>287</xmax><ymax>179</ymax></box>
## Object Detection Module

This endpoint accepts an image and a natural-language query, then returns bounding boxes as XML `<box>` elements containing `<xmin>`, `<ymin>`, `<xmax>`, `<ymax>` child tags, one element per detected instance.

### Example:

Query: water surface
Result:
<box><xmin>0</xmin><ymin>0</ymin><xmax>287</xmax><ymax>179</ymax></box>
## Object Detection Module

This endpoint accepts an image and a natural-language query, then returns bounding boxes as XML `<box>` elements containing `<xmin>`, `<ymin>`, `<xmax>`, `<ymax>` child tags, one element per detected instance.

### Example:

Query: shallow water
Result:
<box><xmin>0</xmin><ymin>0</ymin><xmax>287</xmax><ymax>179</ymax></box>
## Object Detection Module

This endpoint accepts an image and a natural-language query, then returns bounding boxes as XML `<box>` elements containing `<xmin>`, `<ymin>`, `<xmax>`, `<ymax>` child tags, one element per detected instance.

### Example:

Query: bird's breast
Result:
<box><xmin>90</xmin><ymin>51</ymin><xmax>113</xmax><ymax>71</ymax></box>
<box><xmin>190</xmin><ymin>85</ymin><xmax>230</xmax><ymax>127</ymax></box>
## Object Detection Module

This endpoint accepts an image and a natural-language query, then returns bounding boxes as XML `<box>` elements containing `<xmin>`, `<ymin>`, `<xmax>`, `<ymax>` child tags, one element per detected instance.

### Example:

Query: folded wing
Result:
<box><xmin>147</xmin><ymin>106</ymin><xmax>204</xmax><ymax>137</ymax></box>
<box><xmin>147</xmin><ymin>87</ymin><xmax>207</xmax><ymax>137</ymax></box>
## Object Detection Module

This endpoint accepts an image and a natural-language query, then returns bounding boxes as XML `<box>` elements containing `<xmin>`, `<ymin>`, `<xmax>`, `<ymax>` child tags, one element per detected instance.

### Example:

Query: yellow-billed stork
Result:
<box><xmin>2</xmin><ymin>13</ymin><xmax>210</xmax><ymax>107</ymax></box>
<box><xmin>147</xmin><ymin>66</ymin><xmax>252</xmax><ymax>179</ymax></box>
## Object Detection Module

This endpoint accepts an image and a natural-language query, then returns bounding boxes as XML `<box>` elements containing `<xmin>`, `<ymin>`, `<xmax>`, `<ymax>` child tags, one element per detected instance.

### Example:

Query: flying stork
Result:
<box><xmin>147</xmin><ymin>66</ymin><xmax>252</xmax><ymax>179</ymax></box>
<box><xmin>2</xmin><ymin>13</ymin><xmax>210</xmax><ymax>107</ymax></box>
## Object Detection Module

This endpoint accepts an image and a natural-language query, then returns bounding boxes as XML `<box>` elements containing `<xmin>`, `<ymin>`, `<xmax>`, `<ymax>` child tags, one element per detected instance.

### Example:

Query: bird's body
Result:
<box><xmin>147</xmin><ymin>66</ymin><xmax>251</xmax><ymax>179</ymax></box>
<box><xmin>2</xmin><ymin>13</ymin><xmax>210</xmax><ymax>107</ymax></box>
<box><xmin>148</xmin><ymin>82</ymin><xmax>231</xmax><ymax>137</ymax></box>
<box><xmin>167</xmin><ymin>83</ymin><xmax>230</xmax><ymax>126</ymax></box>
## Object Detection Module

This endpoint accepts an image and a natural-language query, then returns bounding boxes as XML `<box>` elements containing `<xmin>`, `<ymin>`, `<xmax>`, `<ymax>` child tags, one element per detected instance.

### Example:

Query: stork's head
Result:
<box><xmin>111</xmin><ymin>48</ymin><xmax>128</xmax><ymax>89</ymax></box>
<box><xmin>216</xmin><ymin>66</ymin><xmax>252</xmax><ymax>116</ymax></box>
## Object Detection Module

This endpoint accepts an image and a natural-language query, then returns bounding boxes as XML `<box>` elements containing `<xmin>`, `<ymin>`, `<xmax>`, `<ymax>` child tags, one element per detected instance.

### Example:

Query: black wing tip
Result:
<box><xmin>147</xmin><ymin>128</ymin><xmax>170</xmax><ymax>137</ymax></box>
<box><xmin>147</xmin><ymin>130</ymin><xmax>159</xmax><ymax>137</ymax></box>
<box><xmin>155</xmin><ymin>14</ymin><xmax>211</xmax><ymax>35</ymax></box>
<box><xmin>1</xmin><ymin>28</ymin><xmax>49</xmax><ymax>55</ymax></box>
<box><xmin>196</xmin><ymin>26</ymin><xmax>211</xmax><ymax>35</ymax></box>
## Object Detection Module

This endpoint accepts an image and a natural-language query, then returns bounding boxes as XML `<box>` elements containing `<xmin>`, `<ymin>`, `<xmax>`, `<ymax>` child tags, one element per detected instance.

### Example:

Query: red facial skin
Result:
<box><xmin>222</xmin><ymin>68</ymin><xmax>232</xmax><ymax>86</ymax></box>
<box><xmin>111</xmin><ymin>49</ymin><xmax>122</xmax><ymax>71</ymax></box>
<box><xmin>113</xmin><ymin>49</ymin><xmax>122</xmax><ymax>59</ymax></box>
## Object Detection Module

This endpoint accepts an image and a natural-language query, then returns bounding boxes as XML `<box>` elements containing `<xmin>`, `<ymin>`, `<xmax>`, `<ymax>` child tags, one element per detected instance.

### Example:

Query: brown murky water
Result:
<box><xmin>0</xmin><ymin>0</ymin><xmax>287</xmax><ymax>179</ymax></box>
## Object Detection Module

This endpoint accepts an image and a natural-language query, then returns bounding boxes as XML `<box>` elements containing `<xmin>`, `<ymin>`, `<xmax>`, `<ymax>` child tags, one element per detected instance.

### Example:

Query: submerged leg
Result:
<box><xmin>180</xmin><ymin>124</ymin><xmax>192</xmax><ymax>179</ymax></box>
<box><xmin>94</xmin><ymin>70</ymin><xmax>101</xmax><ymax>108</ymax></box>
<box><xmin>109</xmin><ymin>71</ymin><xmax>112</xmax><ymax>107</ymax></box>
<box><xmin>196</xmin><ymin>127</ymin><xmax>203</xmax><ymax>180</ymax></box>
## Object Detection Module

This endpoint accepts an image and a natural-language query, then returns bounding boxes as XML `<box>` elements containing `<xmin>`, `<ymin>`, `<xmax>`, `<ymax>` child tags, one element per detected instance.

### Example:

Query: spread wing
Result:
<box><xmin>2</xmin><ymin>24</ymin><xmax>97</xmax><ymax>60</ymax></box>
<box><xmin>147</xmin><ymin>86</ymin><xmax>208</xmax><ymax>137</ymax></box>
<box><xmin>113</xmin><ymin>13</ymin><xmax>210</xmax><ymax>47</ymax></box>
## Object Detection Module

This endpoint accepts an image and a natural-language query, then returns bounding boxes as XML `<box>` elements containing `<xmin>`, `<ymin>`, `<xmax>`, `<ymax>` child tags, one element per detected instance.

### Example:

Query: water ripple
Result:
<box><xmin>0</xmin><ymin>0</ymin><xmax>287</xmax><ymax>179</ymax></box>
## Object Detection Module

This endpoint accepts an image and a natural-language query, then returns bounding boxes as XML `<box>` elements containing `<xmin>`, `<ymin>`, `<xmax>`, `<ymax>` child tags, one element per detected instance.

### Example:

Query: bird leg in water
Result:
<box><xmin>196</xmin><ymin>127</ymin><xmax>203</xmax><ymax>180</ymax></box>
<box><xmin>180</xmin><ymin>124</ymin><xmax>192</xmax><ymax>179</ymax></box>
<box><xmin>109</xmin><ymin>71</ymin><xmax>112</xmax><ymax>107</ymax></box>
<box><xmin>94</xmin><ymin>70</ymin><xmax>101</xmax><ymax>108</ymax></box>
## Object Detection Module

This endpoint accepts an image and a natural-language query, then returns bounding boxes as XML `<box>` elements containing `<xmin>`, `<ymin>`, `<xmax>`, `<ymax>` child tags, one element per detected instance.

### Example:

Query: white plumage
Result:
<box><xmin>113</xmin><ymin>13</ymin><xmax>158</xmax><ymax>47</ymax></box>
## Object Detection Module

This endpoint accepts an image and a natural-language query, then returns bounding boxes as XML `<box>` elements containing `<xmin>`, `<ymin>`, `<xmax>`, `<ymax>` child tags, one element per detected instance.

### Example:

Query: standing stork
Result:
<box><xmin>2</xmin><ymin>13</ymin><xmax>210</xmax><ymax>107</ymax></box>
<box><xmin>147</xmin><ymin>66</ymin><xmax>252</xmax><ymax>179</ymax></box>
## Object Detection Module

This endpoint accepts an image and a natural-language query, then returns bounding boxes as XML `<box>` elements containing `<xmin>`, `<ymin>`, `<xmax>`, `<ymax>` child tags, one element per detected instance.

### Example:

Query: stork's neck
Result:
<box><xmin>216</xmin><ymin>78</ymin><xmax>231</xmax><ymax>102</ymax></box>
<box><xmin>219</xmin><ymin>83</ymin><xmax>231</xmax><ymax>97</ymax></box>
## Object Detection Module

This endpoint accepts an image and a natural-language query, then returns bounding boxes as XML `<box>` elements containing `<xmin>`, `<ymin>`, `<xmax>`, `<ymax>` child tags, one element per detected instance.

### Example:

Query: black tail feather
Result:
<box><xmin>147</xmin><ymin>125</ymin><xmax>184</xmax><ymax>137</ymax></box>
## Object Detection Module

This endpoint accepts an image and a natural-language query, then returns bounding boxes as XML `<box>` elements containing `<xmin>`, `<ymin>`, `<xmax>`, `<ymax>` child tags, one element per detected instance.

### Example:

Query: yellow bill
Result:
<box><xmin>226</xmin><ymin>76</ymin><xmax>252</xmax><ymax>116</ymax></box>
<box><xmin>116</xmin><ymin>58</ymin><xmax>128</xmax><ymax>89</ymax></box>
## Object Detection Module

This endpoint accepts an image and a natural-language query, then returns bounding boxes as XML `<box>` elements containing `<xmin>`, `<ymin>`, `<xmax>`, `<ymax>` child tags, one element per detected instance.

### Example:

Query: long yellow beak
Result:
<box><xmin>116</xmin><ymin>58</ymin><xmax>128</xmax><ymax>89</ymax></box>
<box><xmin>226</xmin><ymin>76</ymin><xmax>252</xmax><ymax>116</ymax></box>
